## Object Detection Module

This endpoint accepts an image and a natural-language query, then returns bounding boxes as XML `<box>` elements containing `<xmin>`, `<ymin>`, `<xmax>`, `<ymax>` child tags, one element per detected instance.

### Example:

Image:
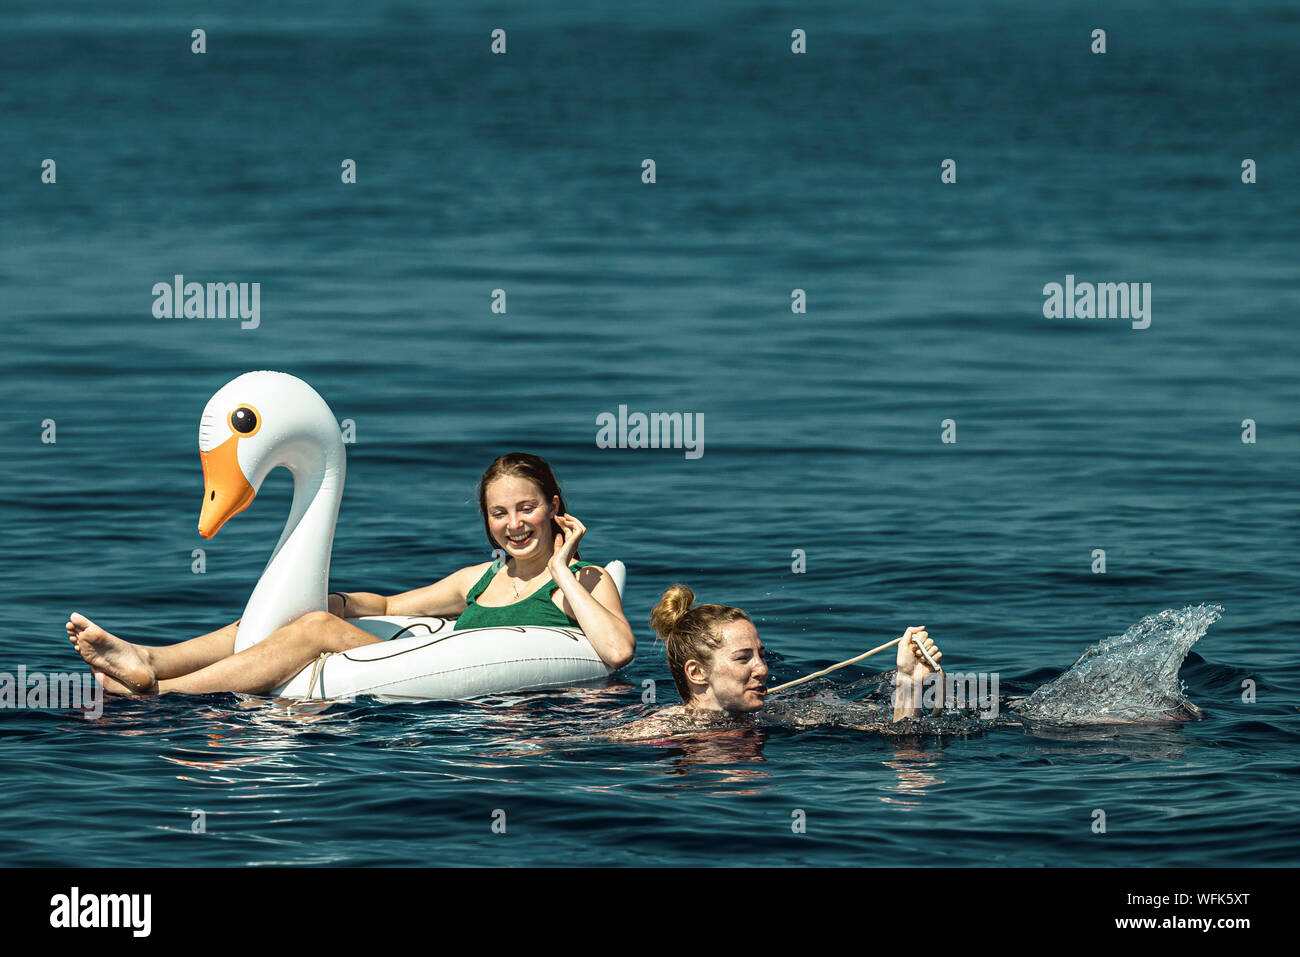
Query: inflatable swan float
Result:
<box><xmin>198</xmin><ymin>370</ymin><xmax>622</xmax><ymax>701</ymax></box>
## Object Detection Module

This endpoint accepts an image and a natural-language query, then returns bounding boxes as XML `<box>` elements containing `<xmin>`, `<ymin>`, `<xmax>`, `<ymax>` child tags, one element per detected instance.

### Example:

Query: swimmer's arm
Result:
<box><xmin>337</xmin><ymin>563</ymin><xmax>489</xmax><ymax>619</ymax></box>
<box><xmin>891</xmin><ymin>668</ymin><xmax>945</xmax><ymax>721</ymax></box>
<box><xmin>892</xmin><ymin>672</ymin><xmax>919</xmax><ymax>721</ymax></box>
<box><xmin>891</xmin><ymin>628</ymin><xmax>944</xmax><ymax>721</ymax></box>
<box><xmin>552</xmin><ymin>565</ymin><xmax>636</xmax><ymax>669</ymax></box>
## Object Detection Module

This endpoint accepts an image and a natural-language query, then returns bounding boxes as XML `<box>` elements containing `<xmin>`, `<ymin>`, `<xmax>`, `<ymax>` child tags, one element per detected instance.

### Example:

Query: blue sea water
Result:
<box><xmin>1</xmin><ymin>0</ymin><xmax>1298</xmax><ymax>867</ymax></box>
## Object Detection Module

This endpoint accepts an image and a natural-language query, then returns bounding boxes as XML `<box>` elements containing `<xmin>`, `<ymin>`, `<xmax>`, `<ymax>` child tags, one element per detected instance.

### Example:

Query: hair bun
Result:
<box><xmin>648</xmin><ymin>584</ymin><xmax>695</xmax><ymax>639</ymax></box>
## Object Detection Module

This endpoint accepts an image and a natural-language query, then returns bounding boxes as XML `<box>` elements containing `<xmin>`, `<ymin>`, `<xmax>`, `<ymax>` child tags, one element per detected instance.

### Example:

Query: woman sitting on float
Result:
<box><xmin>68</xmin><ymin>453</ymin><xmax>635</xmax><ymax>696</ymax></box>
<box><xmin>608</xmin><ymin>584</ymin><xmax>942</xmax><ymax>739</ymax></box>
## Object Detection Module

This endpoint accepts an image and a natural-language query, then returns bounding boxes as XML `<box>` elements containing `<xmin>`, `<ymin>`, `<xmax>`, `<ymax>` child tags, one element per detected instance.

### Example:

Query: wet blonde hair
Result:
<box><xmin>648</xmin><ymin>584</ymin><xmax>752</xmax><ymax>703</ymax></box>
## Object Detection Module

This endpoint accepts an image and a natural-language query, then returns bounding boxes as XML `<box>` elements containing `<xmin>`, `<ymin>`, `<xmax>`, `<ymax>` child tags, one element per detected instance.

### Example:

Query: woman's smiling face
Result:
<box><xmin>485</xmin><ymin>475</ymin><xmax>559</xmax><ymax>560</ymax></box>
<box><xmin>689</xmin><ymin>619</ymin><xmax>769</xmax><ymax>713</ymax></box>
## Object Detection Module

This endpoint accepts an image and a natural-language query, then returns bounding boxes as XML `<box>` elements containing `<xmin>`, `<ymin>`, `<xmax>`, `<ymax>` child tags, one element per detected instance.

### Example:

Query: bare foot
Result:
<box><xmin>90</xmin><ymin>669</ymin><xmax>140</xmax><ymax>696</ymax></box>
<box><xmin>67</xmin><ymin>612</ymin><xmax>157</xmax><ymax>694</ymax></box>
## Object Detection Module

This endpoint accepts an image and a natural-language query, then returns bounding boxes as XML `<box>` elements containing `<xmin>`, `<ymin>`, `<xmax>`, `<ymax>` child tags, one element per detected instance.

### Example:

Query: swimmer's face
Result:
<box><xmin>692</xmin><ymin>619</ymin><xmax>768</xmax><ymax>713</ymax></box>
<box><xmin>484</xmin><ymin>476</ymin><xmax>559</xmax><ymax>561</ymax></box>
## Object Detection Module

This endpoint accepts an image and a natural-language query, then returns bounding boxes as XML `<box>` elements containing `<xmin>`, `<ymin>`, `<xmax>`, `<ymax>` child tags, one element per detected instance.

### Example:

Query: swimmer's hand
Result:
<box><xmin>896</xmin><ymin>626</ymin><xmax>942</xmax><ymax>681</ymax></box>
<box><xmin>893</xmin><ymin>626</ymin><xmax>943</xmax><ymax>721</ymax></box>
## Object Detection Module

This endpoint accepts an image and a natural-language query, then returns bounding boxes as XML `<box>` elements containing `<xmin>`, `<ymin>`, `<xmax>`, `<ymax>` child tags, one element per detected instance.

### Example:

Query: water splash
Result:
<box><xmin>1012</xmin><ymin>604</ymin><xmax>1222</xmax><ymax>725</ymax></box>
<box><xmin>760</xmin><ymin>674</ymin><xmax>997</xmax><ymax>738</ymax></box>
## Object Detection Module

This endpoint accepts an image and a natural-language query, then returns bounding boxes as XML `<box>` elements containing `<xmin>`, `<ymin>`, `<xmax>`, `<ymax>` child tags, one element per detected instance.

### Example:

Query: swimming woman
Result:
<box><xmin>68</xmin><ymin>453</ymin><xmax>635</xmax><ymax>696</ymax></box>
<box><xmin>607</xmin><ymin>584</ymin><xmax>942</xmax><ymax>740</ymax></box>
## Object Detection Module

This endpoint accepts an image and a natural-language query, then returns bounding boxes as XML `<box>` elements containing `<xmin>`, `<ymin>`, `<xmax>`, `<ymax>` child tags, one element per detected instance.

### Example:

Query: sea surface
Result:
<box><xmin>1</xmin><ymin>0</ymin><xmax>1297</xmax><ymax>866</ymax></box>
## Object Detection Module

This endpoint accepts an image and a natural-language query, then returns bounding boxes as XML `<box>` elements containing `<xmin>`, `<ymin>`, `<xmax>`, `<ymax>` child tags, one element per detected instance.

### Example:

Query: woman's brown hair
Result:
<box><xmin>477</xmin><ymin>453</ymin><xmax>577</xmax><ymax>560</ymax></box>
<box><xmin>649</xmin><ymin>584</ymin><xmax>751</xmax><ymax>703</ymax></box>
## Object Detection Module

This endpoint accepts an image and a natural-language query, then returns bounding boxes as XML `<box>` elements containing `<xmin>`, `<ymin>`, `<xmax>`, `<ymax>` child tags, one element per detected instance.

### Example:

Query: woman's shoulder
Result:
<box><xmin>559</xmin><ymin>561</ymin><xmax>613</xmax><ymax>594</ymax></box>
<box><xmin>569</xmin><ymin>560</ymin><xmax>613</xmax><ymax>582</ymax></box>
<box><xmin>456</xmin><ymin>560</ymin><xmax>499</xmax><ymax>589</ymax></box>
<box><xmin>604</xmin><ymin>706</ymin><xmax>687</xmax><ymax>741</ymax></box>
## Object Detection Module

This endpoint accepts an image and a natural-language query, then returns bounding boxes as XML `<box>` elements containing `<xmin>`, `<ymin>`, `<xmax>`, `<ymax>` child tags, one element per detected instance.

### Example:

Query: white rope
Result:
<box><xmin>300</xmin><ymin>652</ymin><xmax>331</xmax><ymax>702</ymax></box>
<box><xmin>768</xmin><ymin>632</ymin><xmax>941</xmax><ymax>696</ymax></box>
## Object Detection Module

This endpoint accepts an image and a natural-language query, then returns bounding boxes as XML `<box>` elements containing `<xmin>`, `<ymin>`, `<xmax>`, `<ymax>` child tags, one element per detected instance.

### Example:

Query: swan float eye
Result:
<box><xmin>229</xmin><ymin>405</ymin><xmax>261</xmax><ymax>437</ymax></box>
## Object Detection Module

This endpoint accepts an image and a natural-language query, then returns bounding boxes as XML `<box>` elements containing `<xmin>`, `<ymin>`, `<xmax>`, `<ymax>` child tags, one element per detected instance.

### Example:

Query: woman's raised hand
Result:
<box><xmin>548</xmin><ymin>513</ymin><xmax>586</xmax><ymax>574</ymax></box>
<box><xmin>896</xmin><ymin>625</ymin><xmax>942</xmax><ymax>681</ymax></box>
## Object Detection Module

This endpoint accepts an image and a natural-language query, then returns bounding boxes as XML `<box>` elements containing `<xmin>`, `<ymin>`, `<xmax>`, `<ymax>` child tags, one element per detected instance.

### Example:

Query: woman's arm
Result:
<box><xmin>328</xmin><ymin>592</ymin><xmax>383</xmax><ymax>618</ymax></box>
<box><xmin>543</xmin><ymin>513</ymin><xmax>635</xmax><ymax>668</ymax></box>
<box><xmin>332</xmin><ymin>563</ymin><xmax>491</xmax><ymax>619</ymax></box>
<box><xmin>552</xmin><ymin>564</ymin><xmax>636</xmax><ymax>669</ymax></box>
<box><xmin>892</xmin><ymin>626</ymin><xmax>943</xmax><ymax>720</ymax></box>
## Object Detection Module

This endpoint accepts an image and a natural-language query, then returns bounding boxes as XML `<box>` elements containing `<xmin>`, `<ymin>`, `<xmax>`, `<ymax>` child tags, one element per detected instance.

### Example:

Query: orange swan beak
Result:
<box><xmin>198</xmin><ymin>434</ymin><xmax>256</xmax><ymax>539</ymax></box>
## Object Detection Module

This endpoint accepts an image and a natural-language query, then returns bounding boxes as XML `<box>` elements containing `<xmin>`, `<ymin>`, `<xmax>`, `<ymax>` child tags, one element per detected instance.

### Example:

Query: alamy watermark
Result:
<box><xmin>49</xmin><ymin>887</ymin><xmax>150</xmax><ymax>936</ymax></box>
<box><xmin>1042</xmin><ymin>274</ymin><xmax>1151</xmax><ymax>329</ymax></box>
<box><xmin>895</xmin><ymin>670</ymin><xmax>1000</xmax><ymax>719</ymax></box>
<box><xmin>595</xmin><ymin>405</ymin><xmax>704</xmax><ymax>459</ymax></box>
<box><xmin>1</xmin><ymin>667</ymin><xmax>102</xmax><ymax>719</ymax></box>
<box><xmin>152</xmin><ymin>274</ymin><xmax>260</xmax><ymax>329</ymax></box>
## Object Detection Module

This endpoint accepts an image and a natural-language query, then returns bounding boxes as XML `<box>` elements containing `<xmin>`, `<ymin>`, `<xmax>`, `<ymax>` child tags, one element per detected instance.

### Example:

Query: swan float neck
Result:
<box><xmin>197</xmin><ymin>371</ymin><xmax>345</xmax><ymax>653</ymax></box>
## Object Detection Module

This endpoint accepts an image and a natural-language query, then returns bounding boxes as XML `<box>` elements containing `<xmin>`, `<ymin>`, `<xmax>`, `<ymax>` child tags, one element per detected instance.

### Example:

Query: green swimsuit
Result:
<box><xmin>453</xmin><ymin>560</ymin><xmax>598</xmax><ymax>631</ymax></box>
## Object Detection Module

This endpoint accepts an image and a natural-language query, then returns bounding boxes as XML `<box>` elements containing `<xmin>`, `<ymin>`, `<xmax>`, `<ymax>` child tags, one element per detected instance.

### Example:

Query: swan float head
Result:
<box><xmin>196</xmin><ymin>371</ymin><xmax>347</xmax><ymax>652</ymax></box>
<box><xmin>197</xmin><ymin>371</ymin><xmax>342</xmax><ymax>538</ymax></box>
